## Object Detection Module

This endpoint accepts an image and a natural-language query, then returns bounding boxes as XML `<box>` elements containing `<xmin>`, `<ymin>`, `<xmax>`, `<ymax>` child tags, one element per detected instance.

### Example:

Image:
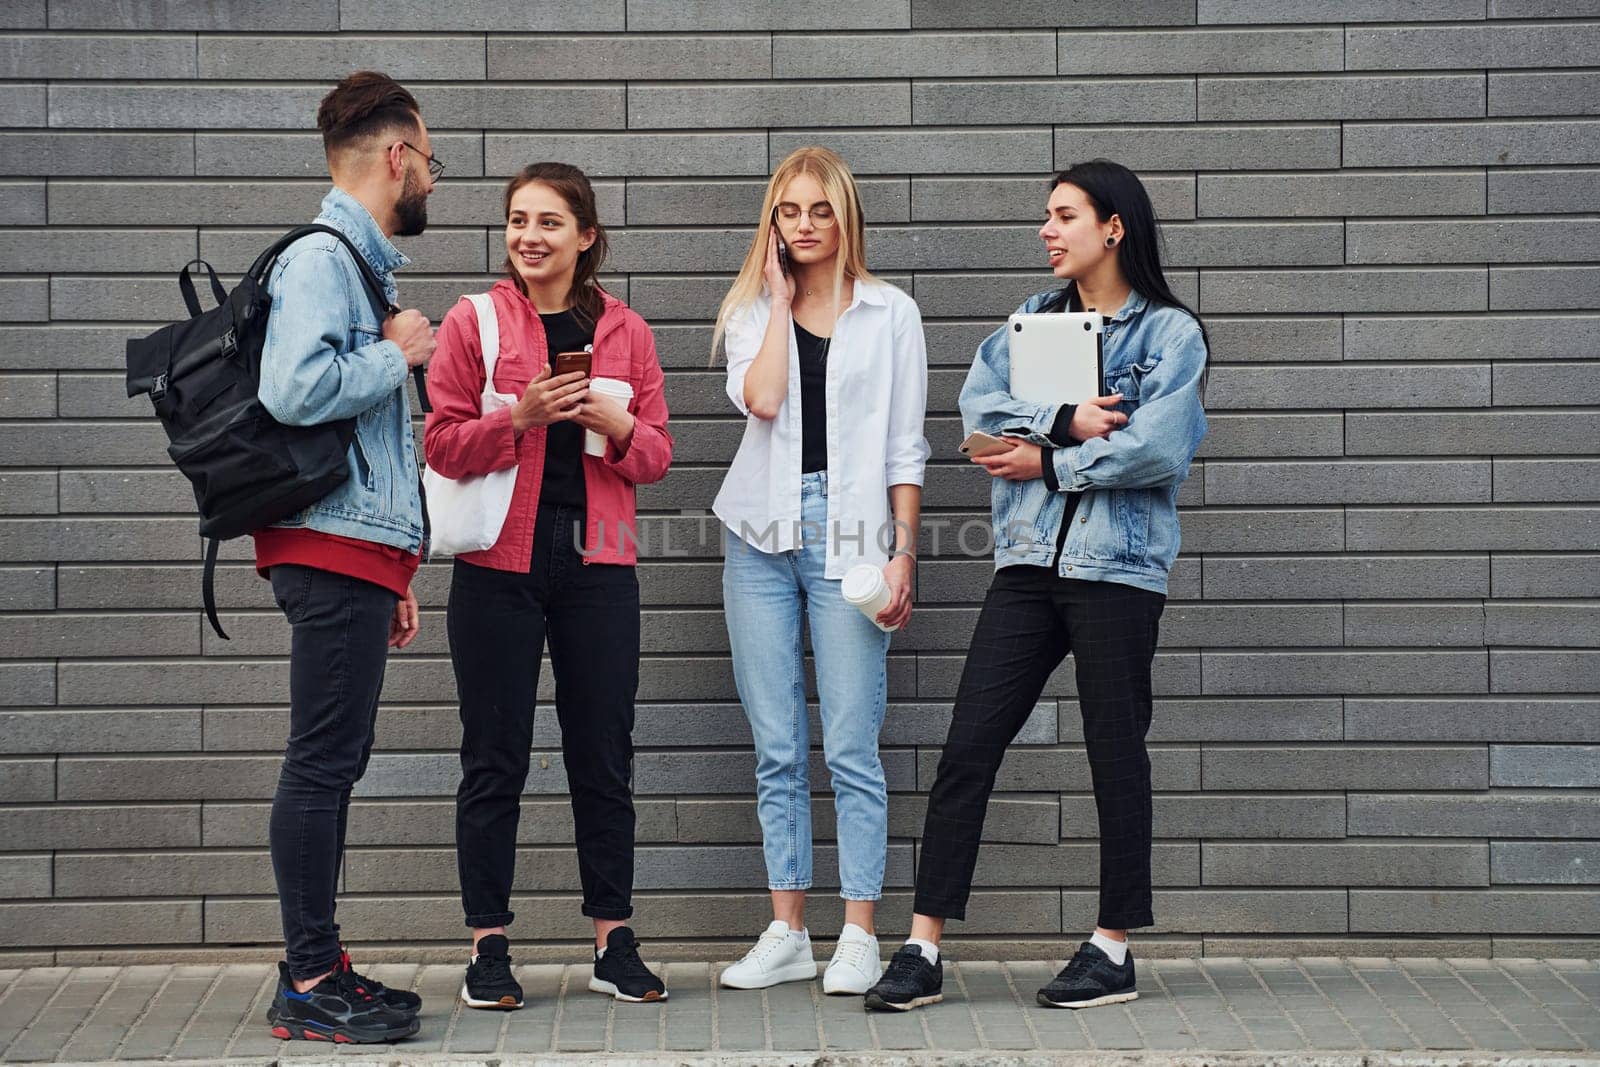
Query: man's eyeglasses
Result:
<box><xmin>401</xmin><ymin>141</ymin><xmax>445</xmax><ymax>181</ymax></box>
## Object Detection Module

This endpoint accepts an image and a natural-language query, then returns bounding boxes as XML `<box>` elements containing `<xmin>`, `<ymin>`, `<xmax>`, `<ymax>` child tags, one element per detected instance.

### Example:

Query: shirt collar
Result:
<box><xmin>792</xmin><ymin>277</ymin><xmax>886</xmax><ymax>315</ymax></box>
<box><xmin>316</xmin><ymin>187</ymin><xmax>409</xmax><ymax>275</ymax></box>
<box><xmin>850</xmin><ymin>279</ymin><xmax>888</xmax><ymax>307</ymax></box>
<box><xmin>1109</xmin><ymin>289</ymin><xmax>1148</xmax><ymax>324</ymax></box>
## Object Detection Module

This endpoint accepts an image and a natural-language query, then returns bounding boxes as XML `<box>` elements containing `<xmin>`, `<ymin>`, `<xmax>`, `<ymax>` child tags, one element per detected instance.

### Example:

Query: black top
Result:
<box><xmin>537</xmin><ymin>309</ymin><xmax>595</xmax><ymax>510</ymax></box>
<box><xmin>795</xmin><ymin>320</ymin><xmax>830</xmax><ymax>474</ymax></box>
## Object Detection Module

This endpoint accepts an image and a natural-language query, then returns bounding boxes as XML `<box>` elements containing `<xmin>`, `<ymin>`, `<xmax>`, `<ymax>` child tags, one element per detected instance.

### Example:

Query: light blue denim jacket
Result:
<box><xmin>959</xmin><ymin>288</ymin><xmax>1208</xmax><ymax>595</ymax></box>
<box><xmin>257</xmin><ymin>188</ymin><xmax>423</xmax><ymax>552</ymax></box>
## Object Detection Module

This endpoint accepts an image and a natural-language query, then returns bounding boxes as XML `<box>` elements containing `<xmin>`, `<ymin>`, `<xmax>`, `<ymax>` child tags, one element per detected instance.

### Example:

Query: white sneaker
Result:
<box><xmin>719</xmin><ymin>920</ymin><xmax>818</xmax><ymax>990</ymax></box>
<box><xmin>822</xmin><ymin>923</ymin><xmax>882</xmax><ymax>995</ymax></box>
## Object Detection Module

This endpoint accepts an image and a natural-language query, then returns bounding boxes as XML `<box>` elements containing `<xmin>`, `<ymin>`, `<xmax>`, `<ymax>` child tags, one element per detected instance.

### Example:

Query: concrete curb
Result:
<box><xmin>52</xmin><ymin>1054</ymin><xmax>1600</xmax><ymax>1067</ymax></box>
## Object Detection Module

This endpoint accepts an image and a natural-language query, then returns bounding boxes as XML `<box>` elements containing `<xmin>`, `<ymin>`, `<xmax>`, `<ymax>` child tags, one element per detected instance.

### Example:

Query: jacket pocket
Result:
<box><xmin>350</xmin><ymin>426</ymin><xmax>375</xmax><ymax>490</ymax></box>
<box><xmin>999</xmin><ymin>480</ymin><xmax>1046</xmax><ymax>545</ymax></box>
<box><xmin>1110</xmin><ymin>359</ymin><xmax>1158</xmax><ymax>412</ymax></box>
<box><xmin>1110</xmin><ymin>487</ymin><xmax>1153</xmax><ymax>564</ymax></box>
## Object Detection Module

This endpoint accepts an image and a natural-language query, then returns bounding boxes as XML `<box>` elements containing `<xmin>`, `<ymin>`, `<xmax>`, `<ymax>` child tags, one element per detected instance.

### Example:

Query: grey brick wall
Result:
<box><xmin>1</xmin><ymin>4</ymin><xmax>1597</xmax><ymax>964</ymax></box>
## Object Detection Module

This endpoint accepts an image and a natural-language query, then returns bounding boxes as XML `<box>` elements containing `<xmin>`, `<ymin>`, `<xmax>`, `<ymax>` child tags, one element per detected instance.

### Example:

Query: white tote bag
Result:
<box><xmin>423</xmin><ymin>293</ymin><xmax>519</xmax><ymax>556</ymax></box>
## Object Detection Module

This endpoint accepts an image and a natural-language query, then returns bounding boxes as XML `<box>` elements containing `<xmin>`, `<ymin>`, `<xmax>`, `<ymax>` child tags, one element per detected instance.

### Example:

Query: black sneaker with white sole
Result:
<box><xmin>461</xmin><ymin>934</ymin><xmax>524</xmax><ymax>1010</ymax></box>
<box><xmin>1036</xmin><ymin>941</ymin><xmax>1138</xmax><ymax>1009</ymax></box>
<box><xmin>863</xmin><ymin>944</ymin><xmax>943</xmax><ymax>1012</ymax></box>
<box><xmin>266</xmin><ymin>961</ymin><xmax>420</xmax><ymax>1043</ymax></box>
<box><xmin>589</xmin><ymin>926</ymin><xmax>667</xmax><ymax>1002</ymax></box>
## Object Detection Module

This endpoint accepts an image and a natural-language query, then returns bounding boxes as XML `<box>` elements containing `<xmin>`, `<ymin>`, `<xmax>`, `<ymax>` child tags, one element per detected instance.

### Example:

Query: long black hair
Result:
<box><xmin>1044</xmin><ymin>159</ymin><xmax>1207</xmax><ymax>349</ymax></box>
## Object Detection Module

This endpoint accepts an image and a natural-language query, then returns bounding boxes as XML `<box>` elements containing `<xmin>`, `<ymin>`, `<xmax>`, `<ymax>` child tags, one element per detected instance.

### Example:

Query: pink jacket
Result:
<box><xmin>423</xmin><ymin>280</ymin><xmax>673</xmax><ymax>570</ymax></box>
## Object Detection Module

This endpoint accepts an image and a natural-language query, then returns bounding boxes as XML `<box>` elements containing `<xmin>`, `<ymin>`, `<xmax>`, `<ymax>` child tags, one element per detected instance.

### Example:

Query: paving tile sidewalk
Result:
<box><xmin>1</xmin><ymin>958</ymin><xmax>1597</xmax><ymax>1065</ymax></box>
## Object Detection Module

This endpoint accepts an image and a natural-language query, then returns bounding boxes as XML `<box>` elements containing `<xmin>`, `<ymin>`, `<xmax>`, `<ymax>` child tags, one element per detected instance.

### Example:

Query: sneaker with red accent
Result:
<box><xmin>266</xmin><ymin>961</ymin><xmax>420</xmax><ymax>1043</ymax></box>
<box><xmin>338</xmin><ymin>946</ymin><xmax>422</xmax><ymax>1014</ymax></box>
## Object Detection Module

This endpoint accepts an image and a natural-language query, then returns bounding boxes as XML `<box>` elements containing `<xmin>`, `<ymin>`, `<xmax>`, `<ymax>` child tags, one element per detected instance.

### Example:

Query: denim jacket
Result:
<box><xmin>958</xmin><ymin>288</ymin><xmax>1207</xmax><ymax>595</ymax></box>
<box><xmin>257</xmin><ymin>188</ymin><xmax>423</xmax><ymax>553</ymax></box>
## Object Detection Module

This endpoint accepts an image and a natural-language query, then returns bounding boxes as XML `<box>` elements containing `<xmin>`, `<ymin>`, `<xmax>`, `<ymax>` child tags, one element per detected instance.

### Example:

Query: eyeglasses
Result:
<box><xmin>400</xmin><ymin>141</ymin><xmax>445</xmax><ymax>181</ymax></box>
<box><xmin>773</xmin><ymin>203</ymin><xmax>836</xmax><ymax>229</ymax></box>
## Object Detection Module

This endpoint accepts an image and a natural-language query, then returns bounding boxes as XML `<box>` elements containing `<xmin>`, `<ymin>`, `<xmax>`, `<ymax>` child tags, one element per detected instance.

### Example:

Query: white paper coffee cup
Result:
<box><xmin>585</xmin><ymin>376</ymin><xmax>634</xmax><ymax>456</ymax></box>
<box><xmin>842</xmin><ymin>563</ymin><xmax>897</xmax><ymax>633</ymax></box>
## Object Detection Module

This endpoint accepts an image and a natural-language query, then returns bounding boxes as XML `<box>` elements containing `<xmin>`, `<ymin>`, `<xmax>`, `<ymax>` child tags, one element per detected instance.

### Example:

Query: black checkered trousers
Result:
<box><xmin>913</xmin><ymin>563</ymin><xmax>1165</xmax><ymax>930</ymax></box>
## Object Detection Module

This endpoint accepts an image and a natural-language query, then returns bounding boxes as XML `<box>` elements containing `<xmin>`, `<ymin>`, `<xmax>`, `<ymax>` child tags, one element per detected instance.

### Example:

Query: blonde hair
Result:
<box><xmin>710</xmin><ymin>146</ymin><xmax>878</xmax><ymax>363</ymax></box>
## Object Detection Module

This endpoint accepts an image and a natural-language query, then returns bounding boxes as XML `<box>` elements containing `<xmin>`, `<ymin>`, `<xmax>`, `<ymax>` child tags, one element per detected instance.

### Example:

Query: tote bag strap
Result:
<box><xmin>464</xmin><ymin>293</ymin><xmax>501</xmax><ymax>397</ymax></box>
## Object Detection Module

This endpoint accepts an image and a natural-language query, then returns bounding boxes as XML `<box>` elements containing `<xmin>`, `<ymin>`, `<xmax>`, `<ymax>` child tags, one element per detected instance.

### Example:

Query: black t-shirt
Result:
<box><xmin>795</xmin><ymin>320</ymin><xmax>829</xmax><ymax>474</ymax></box>
<box><xmin>537</xmin><ymin>309</ymin><xmax>595</xmax><ymax>510</ymax></box>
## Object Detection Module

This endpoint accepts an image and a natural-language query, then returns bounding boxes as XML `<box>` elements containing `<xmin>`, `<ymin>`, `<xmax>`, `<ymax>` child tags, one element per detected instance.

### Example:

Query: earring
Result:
<box><xmin>1105</xmin><ymin>236</ymin><xmax>1117</xmax><ymax>248</ymax></box>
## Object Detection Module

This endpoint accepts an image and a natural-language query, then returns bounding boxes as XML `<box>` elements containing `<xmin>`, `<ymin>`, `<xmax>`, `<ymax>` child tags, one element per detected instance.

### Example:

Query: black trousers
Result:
<box><xmin>914</xmin><ymin>565</ymin><xmax>1165</xmax><ymax>930</ymax></box>
<box><xmin>450</xmin><ymin>503</ymin><xmax>641</xmax><ymax>928</ymax></box>
<box><xmin>268</xmin><ymin>564</ymin><xmax>398</xmax><ymax>980</ymax></box>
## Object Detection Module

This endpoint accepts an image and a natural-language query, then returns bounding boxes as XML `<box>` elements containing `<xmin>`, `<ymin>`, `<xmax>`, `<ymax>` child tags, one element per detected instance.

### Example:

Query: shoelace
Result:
<box><xmin>883</xmin><ymin>950</ymin><xmax>927</xmax><ymax>983</ymax></box>
<box><xmin>609</xmin><ymin>937</ymin><xmax>656</xmax><ymax>982</ymax></box>
<box><xmin>831</xmin><ymin>939</ymin><xmax>875</xmax><ymax>972</ymax></box>
<box><xmin>740</xmin><ymin>929</ymin><xmax>793</xmax><ymax>968</ymax></box>
<box><xmin>333</xmin><ymin>965</ymin><xmax>379</xmax><ymax>1004</ymax></box>
<box><xmin>1058</xmin><ymin>946</ymin><xmax>1099</xmax><ymax>981</ymax></box>
<box><xmin>474</xmin><ymin>951</ymin><xmax>515</xmax><ymax>986</ymax></box>
<box><xmin>339</xmin><ymin>949</ymin><xmax>390</xmax><ymax>999</ymax></box>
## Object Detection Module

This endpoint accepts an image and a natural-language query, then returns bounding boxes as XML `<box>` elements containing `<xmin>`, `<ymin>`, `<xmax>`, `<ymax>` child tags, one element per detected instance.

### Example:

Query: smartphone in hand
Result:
<box><xmin>552</xmin><ymin>349</ymin><xmax>591</xmax><ymax>378</ymax></box>
<box><xmin>771</xmin><ymin>207</ymin><xmax>790</xmax><ymax>275</ymax></box>
<box><xmin>959</xmin><ymin>430</ymin><xmax>1015</xmax><ymax>458</ymax></box>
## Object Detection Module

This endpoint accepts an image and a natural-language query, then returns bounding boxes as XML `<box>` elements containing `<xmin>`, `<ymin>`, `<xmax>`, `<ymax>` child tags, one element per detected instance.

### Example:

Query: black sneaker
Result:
<box><xmin>461</xmin><ymin>934</ymin><xmax>524</xmax><ymax>1010</ymax></box>
<box><xmin>339</xmin><ymin>946</ymin><xmax>421</xmax><ymax>1015</ymax></box>
<box><xmin>863</xmin><ymin>944</ymin><xmax>943</xmax><ymax>1012</ymax></box>
<box><xmin>1036</xmin><ymin>941</ymin><xmax>1138</xmax><ymax>1009</ymax></box>
<box><xmin>266</xmin><ymin>961</ymin><xmax>420</xmax><ymax>1043</ymax></box>
<box><xmin>589</xmin><ymin>926</ymin><xmax>667</xmax><ymax>1002</ymax></box>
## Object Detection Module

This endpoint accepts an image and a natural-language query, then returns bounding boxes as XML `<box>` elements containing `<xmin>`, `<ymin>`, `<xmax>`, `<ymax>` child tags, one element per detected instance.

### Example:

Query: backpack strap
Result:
<box><xmin>247</xmin><ymin>224</ymin><xmax>436</xmax><ymax>567</ymax></box>
<box><xmin>202</xmin><ymin>537</ymin><xmax>227</xmax><ymax>641</ymax></box>
<box><xmin>464</xmin><ymin>293</ymin><xmax>501</xmax><ymax>392</ymax></box>
<box><xmin>248</xmin><ymin>224</ymin><xmax>398</xmax><ymax>314</ymax></box>
<box><xmin>249</xmin><ymin>223</ymin><xmax>432</xmax><ymax>413</ymax></box>
<box><xmin>178</xmin><ymin>259</ymin><xmax>228</xmax><ymax>317</ymax></box>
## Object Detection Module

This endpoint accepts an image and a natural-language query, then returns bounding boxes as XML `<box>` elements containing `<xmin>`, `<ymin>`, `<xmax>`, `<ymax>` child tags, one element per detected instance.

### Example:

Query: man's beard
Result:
<box><xmin>394</xmin><ymin>169</ymin><xmax>428</xmax><ymax>237</ymax></box>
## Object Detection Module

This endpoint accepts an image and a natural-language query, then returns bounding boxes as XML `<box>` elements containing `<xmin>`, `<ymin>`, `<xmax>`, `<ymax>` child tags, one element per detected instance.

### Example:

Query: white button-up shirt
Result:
<box><xmin>713</xmin><ymin>279</ymin><xmax>931</xmax><ymax>579</ymax></box>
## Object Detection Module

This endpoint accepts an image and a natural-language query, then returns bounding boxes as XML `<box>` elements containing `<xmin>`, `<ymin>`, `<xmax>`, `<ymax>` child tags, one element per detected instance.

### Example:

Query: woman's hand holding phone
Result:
<box><xmin>765</xmin><ymin>224</ymin><xmax>796</xmax><ymax>306</ymax></box>
<box><xmin>974</xmin><ymin>437</ymin><xmax>1044</xmax><ymax>482</ymax></box>
<box><xmin>510</xmin><ymin>365</ymin><xmax>589</xmax><ymax>432</ymax></box>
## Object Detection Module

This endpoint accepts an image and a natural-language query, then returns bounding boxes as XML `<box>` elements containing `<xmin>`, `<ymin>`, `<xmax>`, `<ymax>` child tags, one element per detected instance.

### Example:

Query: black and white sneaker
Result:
<box><xmin>266</xmin><ymin>961</ymin><xmax>420</xmax><ymax>1043</ymax></box>
<box><xmin>461</xmin><ymin>934</ymin><xmax>524</xmax><ymax>1010</ymax></box>
<box><xmin>339</xmin><ymin>946</ymin><xmax>421</xmax><ymax>1015</ymax></box>
<box><xmin>863</xmin><ymin>944</ymin><xmax>943</xmax><ymax>1012</ymax></box>
<box><xmin>1036</xmin><ymin>941</ymin><xmax>1138</xmax><ymax>1009</ymax></box>
<box><xmin>589</xmin><ymin>926</ymin><xmax>668</xmax><ymax>1002</ymax></box>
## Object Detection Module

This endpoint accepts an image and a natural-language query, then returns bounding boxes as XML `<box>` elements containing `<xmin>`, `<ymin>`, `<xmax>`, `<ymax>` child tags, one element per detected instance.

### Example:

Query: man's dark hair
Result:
<box><xmin>317</xmin><ymin>71</ymin><xmax>420</xmax><ymax>156</ymax></box>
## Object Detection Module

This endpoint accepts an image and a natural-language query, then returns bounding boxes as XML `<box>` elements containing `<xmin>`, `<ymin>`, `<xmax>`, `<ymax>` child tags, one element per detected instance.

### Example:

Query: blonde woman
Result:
<box><xmin>712</xmin><ymin>147</ymin><xmax>930</xmax><ymax>996</ymax></box>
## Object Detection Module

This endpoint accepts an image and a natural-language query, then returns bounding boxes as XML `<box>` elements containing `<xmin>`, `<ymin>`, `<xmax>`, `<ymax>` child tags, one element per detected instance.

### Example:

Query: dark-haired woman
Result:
<box><xmin>866</xmin><ymin>160</ymin><xmax>1207</xmax><ymax>1014</ymax></box>
<box><xmin>424</xmin><ymin>163</ymin><xmax>673</xmax><ymax>1009</ymax></box>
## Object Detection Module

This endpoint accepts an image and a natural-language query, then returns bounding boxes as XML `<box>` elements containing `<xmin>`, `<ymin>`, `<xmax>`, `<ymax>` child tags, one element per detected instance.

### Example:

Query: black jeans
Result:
<box><xmin>268</xmin><ymin>564</ymin><xmax>398</xmax><ymax>980</ymax></box>
<box><xmin>915</xmin><ymin>565</ymin><xmax>1165</xmax><ymax>930</ymax></box>
<box><xmin>451</xmin><ymin>503</ymin><xmax>641</xmax><ymax>928</ymax></box>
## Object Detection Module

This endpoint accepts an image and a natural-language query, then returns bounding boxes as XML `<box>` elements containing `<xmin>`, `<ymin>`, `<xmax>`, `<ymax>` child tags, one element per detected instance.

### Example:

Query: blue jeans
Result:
<box><xmin>722</xmin><ymin>471</ymin><xmax>892</xmax><ymax>900</ymax></box>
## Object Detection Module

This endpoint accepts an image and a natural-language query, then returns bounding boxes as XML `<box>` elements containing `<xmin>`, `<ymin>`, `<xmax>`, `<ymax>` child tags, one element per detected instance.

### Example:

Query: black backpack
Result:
<box><xmin>125</xmin><ymin>224</ymin><xmax>428</xmax><ymax>640</ymax></box>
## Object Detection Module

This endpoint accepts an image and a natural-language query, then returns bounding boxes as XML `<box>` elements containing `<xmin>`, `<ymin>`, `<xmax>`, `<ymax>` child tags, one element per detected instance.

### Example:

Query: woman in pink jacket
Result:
<box><xmin>423</xmin><ymin>162</ymin><xmax>673</xmax><ymax>1011</ymax></box>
